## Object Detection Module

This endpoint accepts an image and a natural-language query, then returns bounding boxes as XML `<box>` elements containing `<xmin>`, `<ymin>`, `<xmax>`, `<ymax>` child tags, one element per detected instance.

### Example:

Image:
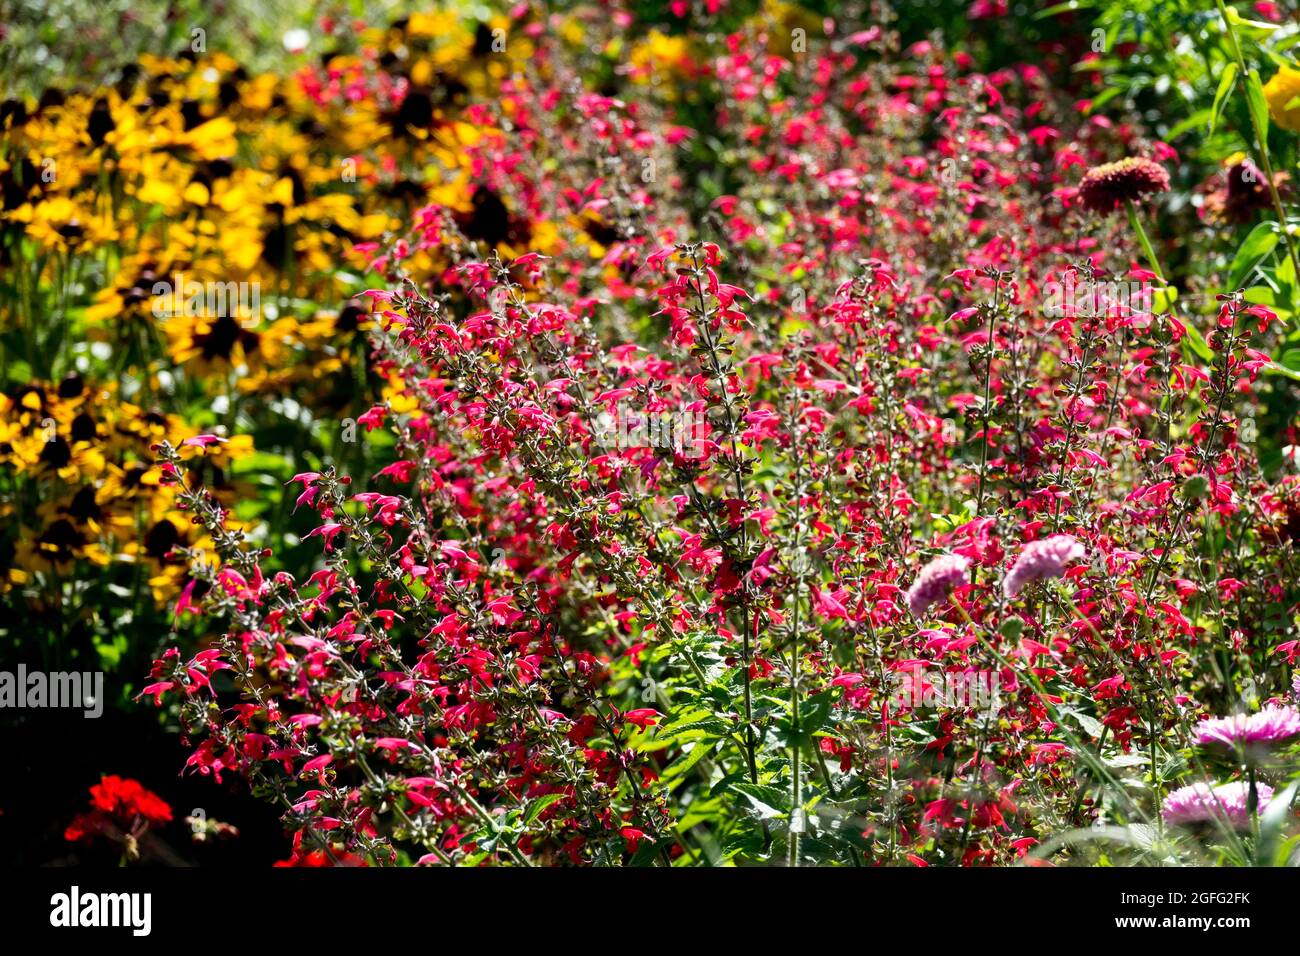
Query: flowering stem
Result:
<box><xmin>972</xmin><ymin>277</ymin><xmax>1001</xmax><ymax>529</ymax></box>
<box><xmin>1141</xmin><ymin>319</ymin><xmax>1239</xmax><ymax>606</ymax></box>
<box><xmin>786</xmin><ymin>425</ymin><xmax>807</xmax><ymax>868</ymax></box>
<box><xmin>689</xmin><ymin>249</ymin><xmax>759</xmax><ymax>785</ymax></box>
<box><xmin>1214</xmin><ymin>0</ymin><xmax>1300</xmax><ymax>304</ymax></box>
<box><xmin>788</xmin><ymin>589</ymin><xmax>802</xmax><ymax>868</ymax></box>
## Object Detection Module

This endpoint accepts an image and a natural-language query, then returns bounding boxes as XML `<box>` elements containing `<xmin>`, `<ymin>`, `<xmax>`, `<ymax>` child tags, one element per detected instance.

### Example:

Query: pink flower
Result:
<box><xmin>1162</xmin><ymin>781</ymin><xmax>1272</xmax><ymax>830</ymax></box>
<box><xmin>622</xmin><ymin>708</ymin><xmax>659</xmax><ymax>730</ymax></box>
<box><xmin>305</xmin><ymin>522</ymin><xmax>346</xmax><ymax>550</ymax></box>
<box><xmin>173</xmin><ymin>577</ymin><xmax>200</xmax><ymax>618</ymax></box>
<box><xmin>905</xmin><ymin>553</ymin><xmax>970</xmax><ymax>617</ymax></box>
<box><xmin>302</xmin><ymin>754</ymin><xmax>334</xmax><ymax>776</ymax></box>
<box><xmin>1002</xmin><ymin>535</ymin><xmax>1085</xmax><ymax>597</ymax></box>
<box><xmin>357</xmin><ymin>405</ymin><xmax>387</xmax><ymax>430</ymax></box>
<box><xmin>620</xmin><ymin>827</ymin><xmax>646</xmax><ymax>852</ymax></box>
<box><xmin>810</xmin><ymin>584</ymin><xmax>850</xmax><ymax>620</ymax></box>
<box><xmin>139</xmin><ymin>681</ymin><xmax>174</xmax><ymax>706</ymax></box>
<box><xmin>1193</xmin><ymin>705</ymin><xmax>1300</xmax><ymax>751</ymax></box>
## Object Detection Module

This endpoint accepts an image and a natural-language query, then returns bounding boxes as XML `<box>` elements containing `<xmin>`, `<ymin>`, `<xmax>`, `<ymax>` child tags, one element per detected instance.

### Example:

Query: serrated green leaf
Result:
<box><xmin>1065</xmin><ymin>709</ymin><xmax>1105</xmax><ymax>739</ymax></box>
<box><xmin>655</xmin><ymin>717</ymin><xmax>731</xmax><ymax>741</ymax></box>
<box><xmin>731</xmin><ymin>782</ymin><xmax>791</xmax><ymax>818</ymax></box>
<box><xmin>667</xmin><ymin>738</ymin><xmax>715</xmax><ymax>777</ymax></box>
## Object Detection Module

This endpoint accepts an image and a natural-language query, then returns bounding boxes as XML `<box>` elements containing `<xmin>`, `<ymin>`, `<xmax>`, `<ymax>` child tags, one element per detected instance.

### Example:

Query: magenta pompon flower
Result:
<box><xmin>905</xmin><ymin>553</ymin><xmax>971</xmax><ymax>618</ymax></box>
<box><xmin>1002</xmin><ymin>535</ymin><xmax>1086</xmax><ymax>598</ymax></box>
<box><xmin>1161</xmin><ymin>781</ymin><xmax>1273</xmax><ymax>830</ymax></box>
<box><xmin>1193</xmin><ymin>705</ymin><xmax>1300</xmax><ymax>751</ymax></box>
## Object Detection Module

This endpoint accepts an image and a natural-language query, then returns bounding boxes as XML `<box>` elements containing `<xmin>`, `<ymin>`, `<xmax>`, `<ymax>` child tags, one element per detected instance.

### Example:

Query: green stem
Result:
<box><xmin>973</xmin><ymin>278</ymin><xmax>1001</xmax><ymax>529</ymax></box>
<box><xmin>1125</xmin><ymin>199</ymin><xmax>1164</xmax><ymax>283</ymax></box>
<box><xmin>1215</xmin><ymin>0</ymin><xmax>1300</xmax><ymax>307</ymax></box>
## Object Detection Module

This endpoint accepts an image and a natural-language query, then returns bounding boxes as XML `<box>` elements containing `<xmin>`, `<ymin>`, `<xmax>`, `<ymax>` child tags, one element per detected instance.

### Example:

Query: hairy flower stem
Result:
<box><xmin>972</xmin><ymin>277</ymin><xmax>1001</xmax><ymax>531</ymax></box>
<box><xmin>1050</xmin><ymin>319</ymin><xmax>1099</xmax><ymax>533</ymax></box>
<box><xmin>1078</xmin><ymin>329</ymin><xmax>1127</xmax><ymax>521</ymax></box>
<box><xmin>788</xmin><ymin>591</ymin><xmax>802</xmax><ymax>867</ymax></box>
<box><xmin>786</xmin><ymin>422</ymin><xmax>807</xmax><ymax>868</ymax></box>
<box><xmin>689</xmin><ymin>249</ymin><xmax>759</xmax><ymax>785</ymax></box>
<box><xmin>1141</xmin><ymin>319</ymin><xmax>1240</xmax><ymax>605</ymax></box>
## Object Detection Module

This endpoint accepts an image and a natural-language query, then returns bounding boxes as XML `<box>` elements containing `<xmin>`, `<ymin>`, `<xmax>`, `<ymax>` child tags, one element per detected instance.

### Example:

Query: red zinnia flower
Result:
<box><xmin>64</xmin><ymin>775</ymin><xmax>172</xmax><ymax>845</ymax></box>
<box><xmin>1078</xmin><ymin>157</ymin><xmax>1170</xmax><ymax>213</ymax></box>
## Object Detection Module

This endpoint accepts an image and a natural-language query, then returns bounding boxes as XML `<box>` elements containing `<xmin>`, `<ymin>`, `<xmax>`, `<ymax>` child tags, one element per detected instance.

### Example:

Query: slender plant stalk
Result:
<box><xmin>972</xmin><ymin>277</ymin><xmax>1001</xmax><ymax>527</ymax></box>
<box><xmin>1215</xmin><ymin>0</ymin><xmax>1300</xmax><ymax>306</ymax></box>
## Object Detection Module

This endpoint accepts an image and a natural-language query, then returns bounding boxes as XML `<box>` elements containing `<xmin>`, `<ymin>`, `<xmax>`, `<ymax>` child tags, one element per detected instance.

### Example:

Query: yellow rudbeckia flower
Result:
<box><xmin>1264</xmin><ymin>64</ymin><xmax>1300</xmax><ymax>132</ymax></box>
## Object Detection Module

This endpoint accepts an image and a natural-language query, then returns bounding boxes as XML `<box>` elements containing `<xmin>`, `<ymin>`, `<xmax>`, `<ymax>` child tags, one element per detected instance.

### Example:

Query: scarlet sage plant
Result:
<box><xmin>144</xmin><ymin>15</ymin><xmax>1300</xmax><ymax>868</ymax></box>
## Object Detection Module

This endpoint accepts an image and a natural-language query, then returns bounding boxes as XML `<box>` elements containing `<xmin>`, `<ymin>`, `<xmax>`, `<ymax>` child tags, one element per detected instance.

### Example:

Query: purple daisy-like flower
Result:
<box><xmin>1002</xmin><ymin>535</ymin><xmax>1086</xmax><ymax>598</ymax></box>
<box><xmin>1193</xmin><ymin>705</ymin><xmax>1300</xmax><ymax>751</ymax></box>
<box><xmin>905</xmin><ymin>553</ymin><xmax>970</xmax><ymax>618</ymax></box>
<box><xmin>1161</xmin><ymin>780</ymin><xmax>1273</xmax><ymax>830</ymax></box>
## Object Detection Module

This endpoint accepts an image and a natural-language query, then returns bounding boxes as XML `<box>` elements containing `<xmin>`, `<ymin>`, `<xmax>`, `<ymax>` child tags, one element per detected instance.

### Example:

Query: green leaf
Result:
<box><xmin>662</xmin><ymin>740</ymin><xmax>715</xmax><ymax>782</ymax></box>
<box><xmin>1244</xmin><ymin>283</ymin><xmax>1279</xmax><ymax>304</ymax></box>
<box><xmin>523</xmin><ymin>793</ymin><xmax>566</xmax><ymax>826</ymax></box>
<box><xmin>721</xmin><ymin>828</ymin><xmax>765</xmax><ymax>860</ymax></box>
<box><xmin>1103</xmin><ymin>752</ymin><xmax>1149</xmax><ymax>769</ymax></box>
<box><xmin>1228</xmin><ymin>220</ymin><xmax>1279</xmax><ymax>291</ymax></box>
<box><xmin>1167</xmin><ymin>109</ymin><xmax>1214</xmax><ymax>141</ymax></box>
<box><xmin>1151</xmin><ymin>285</ymin><xmax>1178</xmax><ymax>316</ymax></box>
<box><xmin>1271</xmin><ymin>832</ymin><xmax>1300</xmax><ymax>867</ymax></box>
<box><xmin>1035</xmin><ymin>1</ymin><xmax>1095</xmax><ymax>19</ymax></box>
<box><xmin>228</xmin><ymin>450</ymin><xmax>294</xmax><ymax>479</ymax></box>
<box><xmin>1064</xmin><ymin>709</ymin><xmax>1105</xmax><ymax>739</ymax></box>
<box><xmin>1246</xmin><ymin>69</ymin><xmax>1271</xmax><ymax>143</ymax></box>
<box><xmin>709</xmin><ymin>769</ymin><xmax>753</xmax><ymax>798</ymax></box>
<box><xmin>1264</xmin><ymin>359</ymin><xmax>1300</xmax><ymax>382</ymax></box>
<box><xmin>654</xmin><ymin>716</ymin><xmax>731</xmax><ymax>742</ymax></box>
<box><xmin>1126</xmin><ymin>824</ymin><xmax>1158</xmax><ymax>849</ymax></box>
<box><xmin>799</xmin><ymin>690</ymin><xmax>837</xmax><ymax>736</ymax></box>
<box><xmin>1210</xmin><ymin>62</ymin><xmax>1239</xmax><ymax>134</ymax></box>
<box><xmin>731</xmin><ymin>782</ymin><xmax>791</xmax><ymax>818</ymax></box>
<box><xmin>1085</xmin><ymin>87</ymin><xmax>1121</xmax><ymax>115</ymax></box>
<box><xmin>1256</xmin><ymin>779</ymin><xmax>1300</xmax><ymax>865</ymax></box>
<box><xmin>1279</xmin><ymin>244</ymin><xmax>1297</xmax><ymax>292</ymax></box>
<box><xmin>1226</xmin><ymin>7</ymin><xmax>1281</xmax><ymax>34</ymax></box>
